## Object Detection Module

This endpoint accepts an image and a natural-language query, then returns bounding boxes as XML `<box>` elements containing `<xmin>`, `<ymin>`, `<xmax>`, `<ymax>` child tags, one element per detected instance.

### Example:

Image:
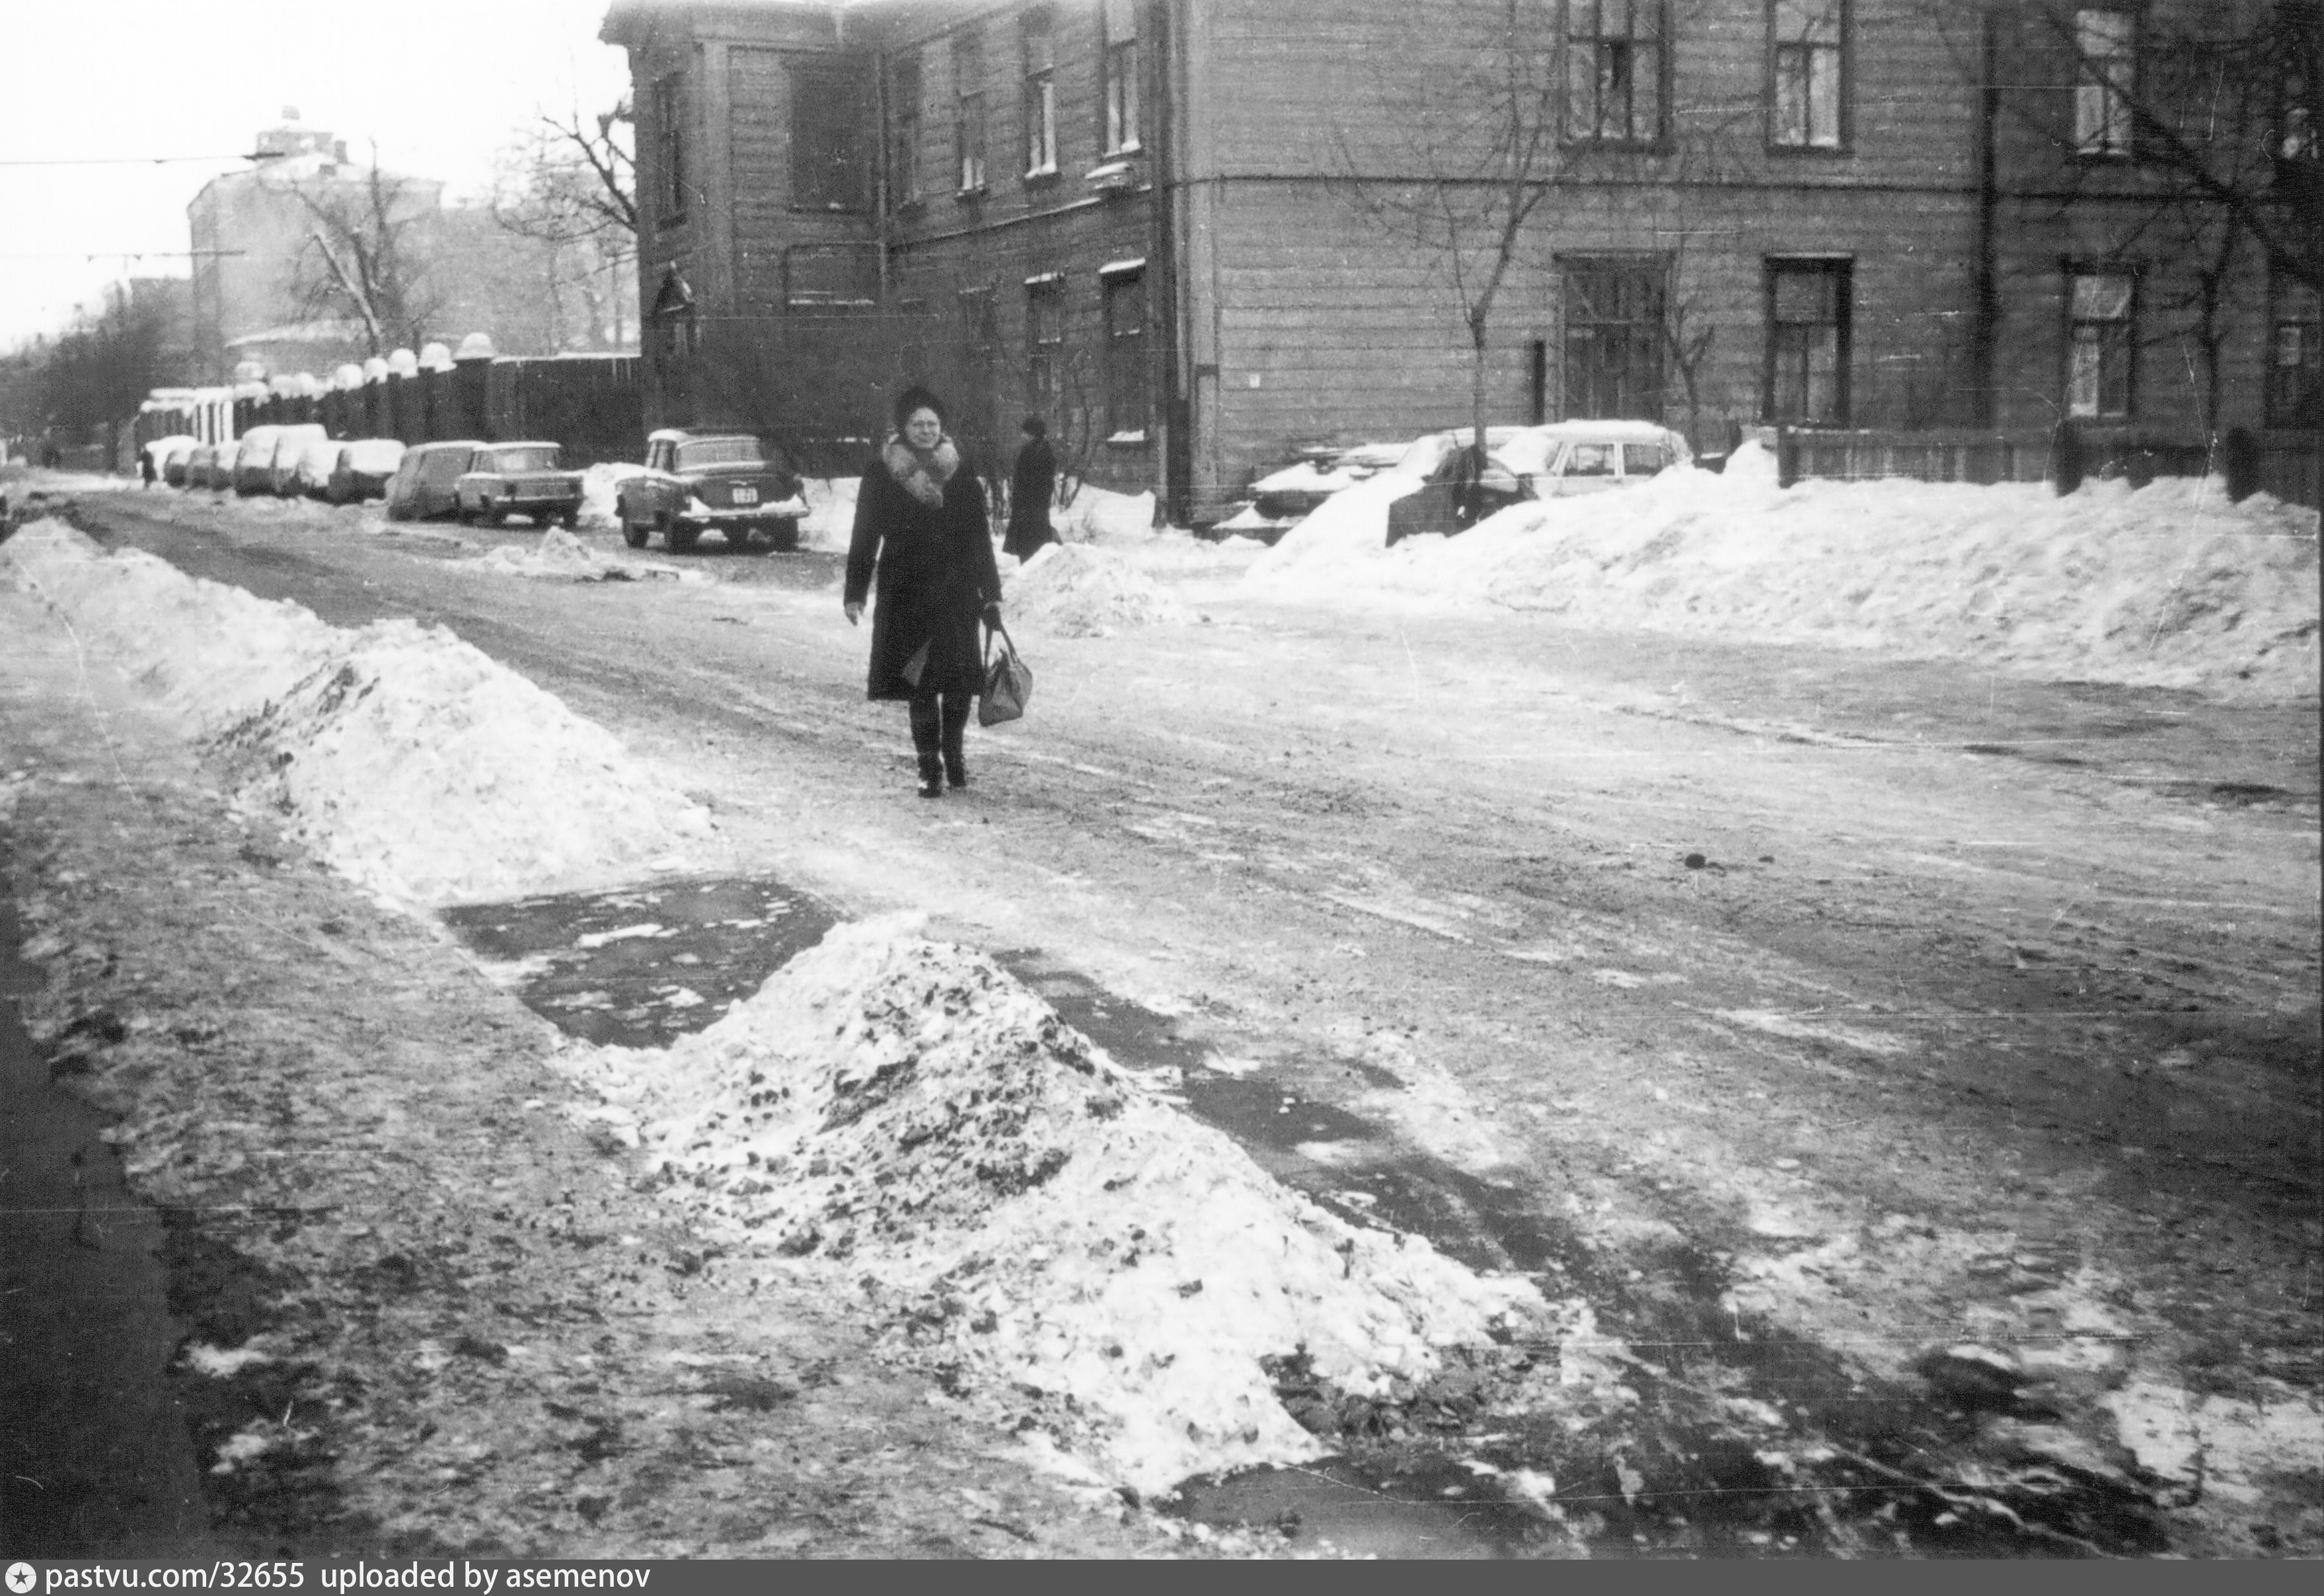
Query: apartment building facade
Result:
<box><xmin>601</xmin><ymin>0</ymin><xmax>2317</xmax><ymax>521</ymax></box>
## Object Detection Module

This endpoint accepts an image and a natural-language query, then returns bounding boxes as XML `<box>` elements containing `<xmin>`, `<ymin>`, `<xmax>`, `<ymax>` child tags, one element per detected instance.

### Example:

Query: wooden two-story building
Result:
<box><xmin>600</xmin><ymin>0</ymin><xmax>2317</xmax><ymax>521</ymax></box>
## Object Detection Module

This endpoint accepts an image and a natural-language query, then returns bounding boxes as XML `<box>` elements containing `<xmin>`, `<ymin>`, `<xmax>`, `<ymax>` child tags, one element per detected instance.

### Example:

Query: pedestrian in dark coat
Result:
<box><xmin>1003</xmin><ymin>416</ymin><xmax>1058</xmax><ymax>561</ymax></box>
<box><xmin>844</xmin><ymin>386</ymin><xmax>1004</xmax><ymax>798</ymax></box>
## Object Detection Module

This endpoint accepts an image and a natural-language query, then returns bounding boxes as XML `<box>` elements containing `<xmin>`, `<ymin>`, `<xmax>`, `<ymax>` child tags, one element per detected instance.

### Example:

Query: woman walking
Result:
<box><xmin>844</xmin><ymin>386</ymin><xmax>1004</xmax><ymax>798</ymax></box>
<box><xmin>1002</xmin><ymin>416</ymin><xmax>1058</xmax><ymax>561</ymax></box>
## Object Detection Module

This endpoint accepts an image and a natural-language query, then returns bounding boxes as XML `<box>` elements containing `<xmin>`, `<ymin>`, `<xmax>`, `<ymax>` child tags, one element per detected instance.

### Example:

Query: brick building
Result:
<box><xmin>600</xmin><ymin>0</ymin><xmax>2317</xmax><ymax>521</ymax></box>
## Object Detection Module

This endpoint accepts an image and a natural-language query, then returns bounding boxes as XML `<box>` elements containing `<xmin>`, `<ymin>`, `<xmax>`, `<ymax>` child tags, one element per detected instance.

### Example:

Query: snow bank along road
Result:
<box><xmin>3</xmin><ymin>476</ymin><xmax>2317</xmax><ymax>1558</ymax></box>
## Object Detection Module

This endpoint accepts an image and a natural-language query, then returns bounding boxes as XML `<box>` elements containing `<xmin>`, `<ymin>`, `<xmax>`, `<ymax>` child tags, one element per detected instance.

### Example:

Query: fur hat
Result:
<box><xmin>892</xmin><ymin>385</ymin><xmax>948</xmax><ymax>433</ymax></box>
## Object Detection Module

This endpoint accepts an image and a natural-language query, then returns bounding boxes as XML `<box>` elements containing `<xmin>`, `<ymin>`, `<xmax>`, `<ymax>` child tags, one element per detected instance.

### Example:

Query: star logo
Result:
<box><xmin>6</xmin><ymin>1562</ymin><xmax>38</xmax><ymax>1595</ymax></box>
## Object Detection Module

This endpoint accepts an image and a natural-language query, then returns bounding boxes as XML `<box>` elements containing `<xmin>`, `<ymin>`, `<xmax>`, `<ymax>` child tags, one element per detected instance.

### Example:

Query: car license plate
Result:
<box><xmin>731</xmin><ymin>486</ymin><xmax>759</xmax><ymax>505</ymax></box>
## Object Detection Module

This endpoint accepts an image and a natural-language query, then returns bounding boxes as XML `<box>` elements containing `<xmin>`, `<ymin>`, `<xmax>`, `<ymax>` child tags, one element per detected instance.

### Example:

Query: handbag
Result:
<box><xmin>979</xmin><ymin>619</ymin><xmax>1031</xmax><ymax>726</ymax></box>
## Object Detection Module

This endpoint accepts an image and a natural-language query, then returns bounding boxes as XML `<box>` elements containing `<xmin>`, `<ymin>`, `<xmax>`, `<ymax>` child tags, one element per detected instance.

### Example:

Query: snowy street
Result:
<box><xmin>3</xmin><ymin>465</ymin><xmax>2317</xmax><ymax>1556</ymax></box>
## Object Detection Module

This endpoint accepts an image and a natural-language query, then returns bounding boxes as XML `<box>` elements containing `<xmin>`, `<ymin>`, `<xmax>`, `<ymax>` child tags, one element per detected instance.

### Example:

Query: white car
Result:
<box><xmin>287</xmin><ymin>434</ymin><xmax>346</xmax><ymax>498</ymax></box>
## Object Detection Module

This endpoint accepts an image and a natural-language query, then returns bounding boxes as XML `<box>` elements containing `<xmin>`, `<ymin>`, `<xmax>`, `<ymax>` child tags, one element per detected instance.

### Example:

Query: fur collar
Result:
<box><xmin>883</xmin><ymin>434</ymin><xmax>959</xmax><ymax>508</ymax></box>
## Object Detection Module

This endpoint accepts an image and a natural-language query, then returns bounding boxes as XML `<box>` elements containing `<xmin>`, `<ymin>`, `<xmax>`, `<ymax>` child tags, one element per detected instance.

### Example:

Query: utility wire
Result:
<box><xmin>0</xmin><ymin>155</ymin><xmax>255</xmax><ymax>166</ymax></box>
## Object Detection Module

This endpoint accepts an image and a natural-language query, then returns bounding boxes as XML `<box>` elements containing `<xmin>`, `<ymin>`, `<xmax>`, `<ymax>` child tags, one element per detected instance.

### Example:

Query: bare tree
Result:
<box><xmin>288</xmin><ymin>158</ymin><xmax>441</xmax><ymax>356</ymax></box>
<box><xmin>491</xmin><ymin>102</ymin><xmax>640</xmax><ymax>350</ymax></box>
<box><xmin>1333</xmin><ymin>0</ymin><xmax>1563</xmax><ymax>519</ymax></box>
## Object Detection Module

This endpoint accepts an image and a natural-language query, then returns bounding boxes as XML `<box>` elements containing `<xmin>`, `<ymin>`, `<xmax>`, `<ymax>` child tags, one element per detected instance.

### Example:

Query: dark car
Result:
<box><xmin>325</xmin><ymin>439</ymin><xmax>407</xmax><ymax>504</ymax></box>
<box><xmin>383</xmin><ymin>440</ymin><xmax>486</xmax><ymax>521</ymax></box>
<box><xmin>616</xmin><ymin>429</ymin><xmax>807</xmax><ymax>553</ymax></box>
<box><xmin>455</xmin><ymin>441</ymin><xmax>585</xmax><ymax>528</ymax></box>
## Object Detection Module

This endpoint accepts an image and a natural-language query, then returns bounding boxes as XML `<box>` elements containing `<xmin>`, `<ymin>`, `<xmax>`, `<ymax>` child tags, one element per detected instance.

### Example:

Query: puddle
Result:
<box><xmin>439</xmin><ymin>876</ymin><xmax>838</xmax><ymax>1048</ymax></box>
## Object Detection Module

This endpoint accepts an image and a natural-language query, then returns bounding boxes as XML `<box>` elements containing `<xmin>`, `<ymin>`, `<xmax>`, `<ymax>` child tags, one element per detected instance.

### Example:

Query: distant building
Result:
<box><xmin>186</xmin><ymin>113</ymin><xmax>444</xmax><ymax>383</ymax></box>
<box><xmin>600</xmin><ymin>1</ymin><xmax>2315</xmax><ymax>522</ymax></box>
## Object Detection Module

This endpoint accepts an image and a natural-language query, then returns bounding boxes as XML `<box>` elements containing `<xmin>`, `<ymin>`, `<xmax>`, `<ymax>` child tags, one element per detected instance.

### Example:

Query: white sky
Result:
<box><xmin>0</xmin><ymin>0</ymin><xmax>634</xmax><ymax>351</ymax></box>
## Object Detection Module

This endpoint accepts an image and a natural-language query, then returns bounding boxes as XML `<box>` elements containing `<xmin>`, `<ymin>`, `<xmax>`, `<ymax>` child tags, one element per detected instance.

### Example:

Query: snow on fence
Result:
<box><xmin>1777</xmin><ymin>426</ymin><xmax>2319</xmax><ymax>510</ymax></box>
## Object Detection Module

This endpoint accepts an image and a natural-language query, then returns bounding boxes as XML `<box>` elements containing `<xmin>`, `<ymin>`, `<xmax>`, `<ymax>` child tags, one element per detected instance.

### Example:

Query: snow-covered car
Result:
<box><xmin>325</xmin><ymin>439</ymin><xmax>406</xmax><ymax>505</ymax></box>
<box><xmin>160</xmin><ymin>437</ymin><xmax>200</xmax><ymax>487</ymax></box>
<box><xmin>141</xmin><ymin>434</ymin><xmax>197</xmax><ymax>484</ymax></box>
<box><xmin>184</xmin><ymin>442</ymin><xmax>229</xmax><ymax>490</ymax></box>
<box><xmin>454</xmin><ymin>441</ymin><xmax>585</xmax><ymax>529</ymax></box>
<box><xmin>615</xmin><ymin>430</ymin><xmax>807</xmax><ymax>553</ymax></box>
<box><xmin>1213</xmin><ymin>440</ymin><xmax>1408</xmax><ymax>542</ymax></box>
<box><xmin>1384</xmin><ymin>420</ymin><xmax>1692</xmax><ymax>543</ymax></box>
<box><xmin>258</xmin><ymin>424</ymin><xmax>329</xmax><ymax>496</ymax></box>
<box><xmin>383</xmin><ymin>440</ymin><xmax>486</xmax><ymax>521</ymax></box>
<box><xmin>286</xmin><ymin>435</ymin><xmax>346</xmax><ymax>498</ymax></box>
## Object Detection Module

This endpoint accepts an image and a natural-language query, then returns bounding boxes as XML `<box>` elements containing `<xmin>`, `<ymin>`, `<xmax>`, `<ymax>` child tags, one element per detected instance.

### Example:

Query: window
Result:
<box><xmin>1101</xmin><ymin>0</ymin><xmax>1141</xmax><ymax>153</ymax></box>
<box><xmin>1622</xmin><ymin>441</ymin><xmax>1670</xmax><ymax>476</ymax></box>
<box><xmin>1028</xmin><ymin>275</ymin><xmax>1064</xmax><ymax>414</ymax></box>
<box><xmin>2074</xmin><ymin>9</ymin><xmax>2136</xmax><ymax>157</ymax></box>
<box><xmin>2066</xmin><ymin>268</ymin><xmax>2134</xmax><ymax>420</ymax></box>
<box><xmin>889</xmin><ymin>52</ymin><xmax>922</xmax><ymax>206</ymax></box>
<box><xmin>2266</xmin><ymin>282</ymin><xmax>2318</xmax><ymax>428</ymax></box>
<box><xmin>1023</xmin><ymin>7</ymin><xmax>1058</xmax><ymax>176</ymax></box>
<box><xmin>1771</xmin><ymin>0</ymin><xmax>1844</xmax><ymax>149</ymax></box>
<box><xmin>2282</xmin><ymin>19</ymin><xmax>2317</xmax><ymax>161</ymax></box>
<box><xmin>1565</xmin><ymin>1</ymin><xmax>1666</xmax><ymax>147</ymax></box>
<box><xmin>790</xmin><ymin>58</ymin><xmax>870</xmax><ymax>211</ymax></box>
<box><xmin>784</xmin><ymin>244</ymin><xmax>876</xmax><ymax>311</ymax></box>
<box><xmin>954</xmin><ymin>31</ymin><xmax>987</xmax><ymax>192</ymax></box>
<box><xmin>1764</xmin><ymin>258</ymin><xmax>1850</xmax><ymax>425</ymax></box>
<box><xmin>656</xmin><ymin>72</ymin><xmax>689</xmax><ymax>225</ymax></box>
<box><xmin>1562</xmin><ymin>257</ymin><xmax>1667</xmax><ymax>420</ymax></box>
<box><xmin>1102</xmin><ymin>266</ymin><xmax>1147</xmax><ymax>439</ymax></box>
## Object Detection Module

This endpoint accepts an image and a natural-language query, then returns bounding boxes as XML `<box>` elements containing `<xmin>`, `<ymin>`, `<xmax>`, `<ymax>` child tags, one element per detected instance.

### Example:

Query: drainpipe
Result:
<box><xmin>1970</xmin><ymin>4</ymin><xmax>2001</xmax><ymax>430</ymax></box>
<box><xmin>1152</xmin><ymin>0</ymin><xmax>1188</xmax><ymax>525</ymax></box>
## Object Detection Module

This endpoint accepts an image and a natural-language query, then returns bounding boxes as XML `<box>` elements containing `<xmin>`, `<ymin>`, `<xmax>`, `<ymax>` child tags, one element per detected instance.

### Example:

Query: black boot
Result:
<box><xmin>941</xmin><ymin>693</ymin><xmax>971</xmax><ymax>788</ymax></box>
<box><xmin>917</xmin><ymin>754</ymin><xmax>945</xmax><ymax>798</ymax></box>
<box><xmin>943</xmin><ymin>747</ymin><xmax>967</xmax><ymax>789</ymax></box>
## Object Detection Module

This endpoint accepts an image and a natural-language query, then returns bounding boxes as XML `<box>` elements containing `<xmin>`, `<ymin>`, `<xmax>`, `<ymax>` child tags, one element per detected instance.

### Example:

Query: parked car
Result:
<box><xmin>183</xmin><ymin>443</ymin><xmax>227</xmax><ymax>490</ymax></box>
<box><xmin>161</xmin><ymin>439</ymin><xmax>200</xmax><ymax>487</ymax></box>
<box><xmin>1214</xmin><ymin>439</ymin><xmax>1409</xmax><ymax>542</ymax></box>
<box><xmin>258</xmin><ymin>424</ymin><xmax>329</xmax><ymax>496</ymax></box>
<box><xmin>286</xmin><ymin>436</ymin><xmax>346</xmax><ymax>498</ymax></box>
<box><xmin>147</xmin><ymin>436</ymin><xmax>200</xmax><ymax>487</ymax></box>
<box><xmin>228</xmin><ymin>425</ymin><xmax>293</xmax><ymax>495</ymax></box>
<box><xmin>1384</xmin><ymin>420</ymin><xmax>1692</xmax><ymax>543</ymax></box>
<box><xmin>454</xmin><ymin>441</ymin><xmax>585</xmax><ymax>529</ymax></box>
<box><xmin>325</xmin><ymin>439</ymin><xmax>407</xmax><ymax>505</ymax></box>
<box><xmin>616</xmin><ymin>429</ymin><xmax>807</xmax><ymax>553</ymax></box>
<box><xmin>383</xmin><ymin>440</ymin><xmax>486</xmax><ymax>521</ymax></box>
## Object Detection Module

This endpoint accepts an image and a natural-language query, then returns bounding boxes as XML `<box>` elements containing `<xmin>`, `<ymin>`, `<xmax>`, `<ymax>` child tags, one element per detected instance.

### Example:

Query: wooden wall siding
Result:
<box><xmin>1194</xmin><ymin>0</ymin><xmax>1980</xmax><ymax>192</ymax></box>
<box><xmin>728</xmin><ymin>46</ymin><xmax>880</xmax><ymax>313</ymax></box>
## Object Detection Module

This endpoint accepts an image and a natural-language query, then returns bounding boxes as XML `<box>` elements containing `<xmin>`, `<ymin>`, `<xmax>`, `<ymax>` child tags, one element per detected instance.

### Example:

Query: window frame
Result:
<box><xmin>2062</xmin><ymin>263</ymin><xmax>2138</xmax><ymax>422</ymax></box>
<box><xmin>1100</xmin><ymin>0</ymin><xmax>1143</xmax><ymax>156</ymax></box>
<box><xmin>1767</xmin><ymin>0</ymin><xmax>1850</xmax><ymax>155</ymax></box>
<box><xmin>954</xmin><ymin>28</ymin><xmax>989</xmax><ymax>195</ymax></box>
<box><xmin>1102</xmin><ymin>265</ymin><xmax>1148</xmax><ymax>442</ymax></box>
<box><xmin>2072</xmin><ymin>7</ymin><xmax>2138</xmax><ymax>160</ymax></box>
<box><xmin>1558</xmin><ymin>253</ymin><xmax>1670</xmax><ymax>422</ymax></box>
<box><xmin>1023</xmin><ymin>5</ymin><xmax>1059</xmax><ymax>179</ymax></box>
<box><xmin>888</xmin><ymin>50</ymin><xmax>923</xmax><ymax>210</ymax></box>
<box><xmin>1027</xmin><ymin>274</ymin><xmax>1065</xmax><ymax>416</ymax></box>
<box><xmin>1762</xmin><ymin>256</ymin><xmax>1853</xmax><ymax>428</ymax></box>
<box><xmin>1561</xmin><ymin>0</ymin><xmax>1671</xmax><ymax>151</ymax></box>
<box><xmin>655</xmin><ymin>70</ymin><xmax>689</xmax><ymax>228</ymax></box>
<box><xmin>788</xmin><ymin>56</ymin><xmax>870</xmax><ymax>214</ymax></box>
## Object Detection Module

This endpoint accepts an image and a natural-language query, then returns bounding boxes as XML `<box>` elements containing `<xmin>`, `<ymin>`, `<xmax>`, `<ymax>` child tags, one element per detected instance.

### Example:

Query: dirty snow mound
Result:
<box><xmin>578</xmin><ymin>462</ymin><xmax>645</xmax><ymax>530</ymax></box>
<box><xmin>3</xmin><ymin>517</ymin><xmax>715</xmax><ymax>907</ymax></box>
<box><xmin>1244</xmin><ymin>473</ymin><xmax>1422</xmax><ymax>585</ymax></box>
<box><xmin>471</xmin><ymin>528</ymin><xmax>678</xmax><ymax>584</ymax></box>
<box><xmin>1007</xmin><ymin>541</ymin><xmax>1189</xmax><ymax>636</ymax></box>
<box><xmin>799</xmin><ymin>477</ymin><xmax>858</xmax><ymax>554</ymax></box>
<box><xmin>564</xmin><ymin>917</ymin><xmax>1541</xmax><ymax>1496</ymax></box>
<box><xmin>1055</xmin><ymin>486</ymin><xmax>1156</xmax><ymax>545</ymax></box>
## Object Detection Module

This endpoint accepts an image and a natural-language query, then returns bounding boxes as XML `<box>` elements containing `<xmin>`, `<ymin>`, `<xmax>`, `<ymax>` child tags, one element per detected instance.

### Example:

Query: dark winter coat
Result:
<box><xmin>1002</xmin><ymin>436</ymin><xmax>1058</xmax><ymax>561</ymax></box>
<box><xmin>845</xmin><ymin>434</ymin><xmax>1002</xmax><ymax>701</ymax></box>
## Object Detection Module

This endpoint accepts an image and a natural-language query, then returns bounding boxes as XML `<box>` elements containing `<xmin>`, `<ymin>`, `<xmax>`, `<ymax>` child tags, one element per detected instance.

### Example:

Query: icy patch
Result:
<box><xmin>2103</xmin><ymin>1379</ymin><xmax>2324</xmax><ymax>1503</ymax></box>
<box><xmin>560</xmin><ymin>916</ymin><xmax>1543</xmax><ymax>1497</ymax></box>
<box><xmin>1007</xmin><ymin>542</ymin><xmax>1190</xmax><ymax>638</ymax></box>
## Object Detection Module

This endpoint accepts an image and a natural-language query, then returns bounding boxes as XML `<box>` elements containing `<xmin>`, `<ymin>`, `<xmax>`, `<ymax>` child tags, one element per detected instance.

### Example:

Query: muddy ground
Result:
<box><xmin>2</xmin><ymin>483</ymin><xmax>2317</xmax><ymax>1558</ymax></box>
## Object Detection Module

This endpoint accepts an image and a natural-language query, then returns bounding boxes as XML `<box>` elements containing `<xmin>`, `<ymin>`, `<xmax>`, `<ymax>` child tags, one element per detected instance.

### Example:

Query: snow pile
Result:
<box><xmin>798</xmin><ymin>476</ymin><xmax>858</xmax><ymax>554</ymax></box>
<box><xmin>1057</xmin><ymin>486</ymin><xmax>1157</xmax><ymax>545</ymax></box>
<box><xmin>3</xmin><ymin>519</ymin><xmax>714</xmax><ymax>906</ymax></box>
<box><xmin>578</xmin><ymin>462</ymin><xmax>645</xmax><ymax>530</ymax></box>
<box><xmin>1006</xmin><ymin>541</ymin><xmax>1191</xmax><ymax>637</ymax></box>
<box><xmin>1242</xmin><ymin>443</ymin><xmax>2319</xmax><ymax>698</ymax></box>
<box><xmin>470</xmin><ymin>528</ymin><xmax>678</xmax><ymax>584</ymax></box>
<box><xmin>564</xmin><ymin>917</ymin><xmax>1542</xmax><ymax>1497</ymax></box>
